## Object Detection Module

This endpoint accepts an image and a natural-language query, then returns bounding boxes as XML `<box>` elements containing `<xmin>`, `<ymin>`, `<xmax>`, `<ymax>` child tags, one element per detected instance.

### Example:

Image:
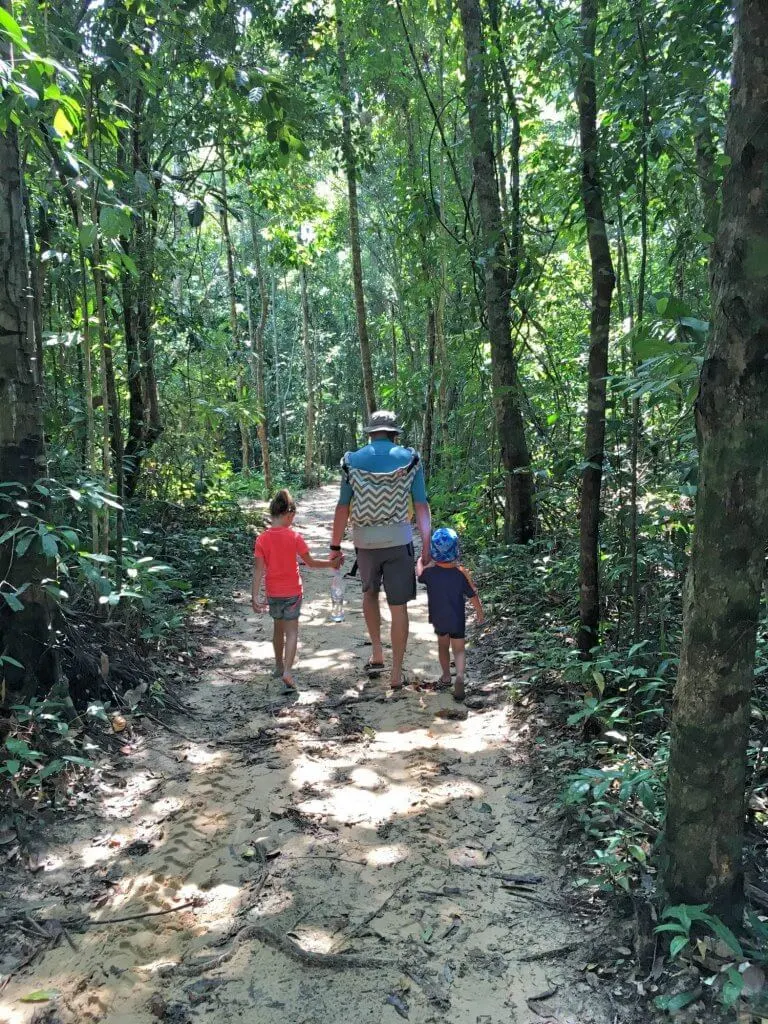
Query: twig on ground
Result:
<box><xmin>140</xmin><ymin>711</ymin><xmax>197</xmax><ymax>743</ymax></box>
<box><xmin>68</xmin><ymin>899</ymin><xmax>201</xmax><ymax>928</ymax></box>
<box><xmin>330</xmin><ymin>879</ymin><xmax>407</xmax><ymax>952</ymax></box>
<box><xmin>517</xmin><ymin>941</ymin><xmax>581</xmax><ymax>962</ymax></box>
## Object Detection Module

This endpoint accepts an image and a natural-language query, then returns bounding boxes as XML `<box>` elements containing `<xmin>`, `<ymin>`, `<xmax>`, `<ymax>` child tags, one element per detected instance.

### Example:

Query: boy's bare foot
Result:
<box><xmin>453</xmin><ymin>676</ymin><xmax>465</xmax><ymax>702</ymax></box>
<box><xmin>281</xmin><ymin>672</ymin><xmax>297</xmax><ymax>692</ymax></box>
<box><xmin>435</xmin><ymin>675</ymin><xmax>451</xmax><ymax>689</ymax></box>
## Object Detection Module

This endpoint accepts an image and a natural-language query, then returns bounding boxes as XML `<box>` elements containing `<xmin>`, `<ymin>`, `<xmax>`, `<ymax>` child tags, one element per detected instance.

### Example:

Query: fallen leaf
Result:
<box><xmin>385</xmin><ymin>992</ymin><xmax>409</xmax><ymax>1019</ymax></box>
<box><xmin>111</xmin><ymin>713</ymin><xmax>127</xmax><ymax>733</ymax></box>
<box><xmin>420</xmin><ymin>926</ymin><xmax>433</xmax><ymax>943</ymax></box>
<box><xmin>20</xmin><ymin>990</ymin><xmax>58</xmax><ymax>1003</ymax></box>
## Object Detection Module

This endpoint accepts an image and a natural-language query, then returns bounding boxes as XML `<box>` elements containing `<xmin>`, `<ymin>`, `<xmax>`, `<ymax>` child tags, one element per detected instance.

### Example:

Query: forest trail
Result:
<box><xmin>0</xmin><ymin>487</ymin><xmax>617</xmax><ymax>1024</ymax></box>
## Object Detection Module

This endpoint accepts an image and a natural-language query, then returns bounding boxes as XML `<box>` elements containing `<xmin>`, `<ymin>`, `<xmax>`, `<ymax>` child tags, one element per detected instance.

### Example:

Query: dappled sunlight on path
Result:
<box><xmin>0</xmin><ymin>487</ymin><xmax>615</xmax><ymax>1024</ymax></box>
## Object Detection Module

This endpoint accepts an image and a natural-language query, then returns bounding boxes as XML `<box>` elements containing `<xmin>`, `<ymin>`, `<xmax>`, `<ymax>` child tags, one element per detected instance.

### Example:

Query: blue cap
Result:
<box><xmin>430</xmin><ymin>527</ymin><xmax>460</xmax><ymax>562</ymax></box>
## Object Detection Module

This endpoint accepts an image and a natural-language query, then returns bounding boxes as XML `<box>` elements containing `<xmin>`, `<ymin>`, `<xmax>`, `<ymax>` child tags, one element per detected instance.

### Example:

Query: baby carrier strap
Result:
<box><xmin>343</xmin><ymin>448</ymin><xmax>420</xmax><ymax>528</ymax></box>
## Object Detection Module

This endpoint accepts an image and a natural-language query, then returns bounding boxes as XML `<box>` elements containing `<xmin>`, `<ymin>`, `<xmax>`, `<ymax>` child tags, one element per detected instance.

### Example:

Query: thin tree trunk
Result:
<box><xmin>271</xmin><ymin>274</ymin><xmax>290</xmax><ymax>471</ymax></box>
<box><xmin>218</xmin><ymin>144</ymin><xmax>250</xmax><ymax>474</ymax></box>
<box><xmin>422</xmin><ymin>305</ymin><xmax>437</xmax><ymax>481</ymax></box>
<box><xmin>335</xmin><ymin>0</ymin><xmax>376</xmax><ymax>419</ymax></box>
<box><xmin>248</xmin><ymin>210</ymin><xmax>272</xmax><ymax>493</ymax></box>
<box><xmin>0</xmin><ymin>30</ymin><xmax>58</xmax><ymax>695</ymax></box>
<box><xmin>301</xmin><ymin>265</ymin><xmax>316</xmax><ymax>487</ymax></box>
<box><xmin>457</xmin><ymin>0</ymin><xmax>535</xmax><ymax>543</ymax></box>
<box><xmin>664</xmin><ymin>0</ymin><xmax>768</xmax><ymax>926</ymax></box>
<box><xmin>576</xmin><ymin>0</ymin><xmax>616</xmax><ymax>657</ymax></box>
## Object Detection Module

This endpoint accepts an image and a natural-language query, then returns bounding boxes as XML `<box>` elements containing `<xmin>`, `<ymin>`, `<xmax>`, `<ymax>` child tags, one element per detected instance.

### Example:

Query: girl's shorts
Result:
<box><xmin>268</xmin><ymin>595</ymin><xmax>302</xmax><ymax>620</ymax></box>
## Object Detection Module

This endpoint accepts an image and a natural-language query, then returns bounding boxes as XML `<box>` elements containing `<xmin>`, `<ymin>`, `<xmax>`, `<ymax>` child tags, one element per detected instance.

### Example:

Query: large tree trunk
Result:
<box><xmin>664</xmin><ymin>0</ymin><xmax>768</xmax><ymax>927</ymax></box>
<box><xmin>0</xmin><ymin>80</ymin><xmax>57</xmax><ymax>698</ymax></box>
<box><xmin>457</xmin><ymin>0</ymin><xmax>535</xmax><ymax>543</ymax></box>
<box><xmin>576</xmin><ymin>0</ymin><xmax>616</xmax><ymax>656</ymax></box>
<box><xmin>335</xmin><ymin>0</ymin><xmax>376</xmax><ymax>420</ymax></box>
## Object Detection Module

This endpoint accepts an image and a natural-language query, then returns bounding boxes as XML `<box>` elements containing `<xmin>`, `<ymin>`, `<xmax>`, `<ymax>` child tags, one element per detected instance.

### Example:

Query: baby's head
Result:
<box><xmin>430</xmin><ymin>527</ymin><xmax>460</xmax><ymax>564</ymax></box>
<box><xmin>270</xmin><ymin>488</ymin><xmax>297</xmax><ymax>519</ymax></box>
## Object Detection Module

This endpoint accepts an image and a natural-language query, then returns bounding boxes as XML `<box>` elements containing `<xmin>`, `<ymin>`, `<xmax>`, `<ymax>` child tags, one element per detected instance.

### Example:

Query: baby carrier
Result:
<box><xmin>342</xmin><ymin>449</ymin><xmax>420</xmax><ymax>527</ymax></box>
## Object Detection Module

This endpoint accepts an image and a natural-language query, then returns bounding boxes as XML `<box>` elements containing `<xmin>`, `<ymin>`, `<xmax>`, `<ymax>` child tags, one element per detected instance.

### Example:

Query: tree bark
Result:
<box><xmin>457</xmin><ymin>0</ymin><xmax>535</xmax><ymax>543</ymax></box>
<box><xmin>576</xmin><ymin>0</ymin><xmax>616</xmax><ymax>656</ymax></box>
<box><xmin>248</xmin><ymin>211</ymin><xmax>272</xmax><ymax>493</ymax></box>
<box><xmin>664</xmin><ymin>0</ymin><xmax>768</xmax><ymax>927</ymax></box>
<box><xmin>301</xmin><ymin>265</ymin><xmax>317</xmax><ymax>487</ymax></box>
<box><xmin>335</xmin><ymin>0</ymin><xmax>376</xmax><ymax>420</ymax></box>
<box><xmin>422</xmin><ymin>305</ymin><xmax>437</xmax><ymax>481</ymax></box>
<box><xmin>0</xmin><ymin>61</ymin><xmax>57</xmax><ymax>697</ymax></box>
<box><xmin>218</xmin><ymin>145</ymin><xmax>250</xmax><ymax>474</ymax></box>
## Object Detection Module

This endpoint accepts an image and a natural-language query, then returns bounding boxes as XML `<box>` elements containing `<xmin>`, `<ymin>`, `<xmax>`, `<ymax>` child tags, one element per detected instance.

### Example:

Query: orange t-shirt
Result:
<box><xmin>254</xmin><ymin>526</ymin><xmax>310</xmax><ymax>598</ymax></box>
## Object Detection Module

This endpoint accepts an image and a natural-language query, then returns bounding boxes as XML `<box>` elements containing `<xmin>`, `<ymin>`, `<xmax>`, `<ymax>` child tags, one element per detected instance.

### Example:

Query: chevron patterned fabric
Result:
<box><xmin>344</xmin><ymin>457</ymin><xmax>420</xmax><ymax>527</ymax></box>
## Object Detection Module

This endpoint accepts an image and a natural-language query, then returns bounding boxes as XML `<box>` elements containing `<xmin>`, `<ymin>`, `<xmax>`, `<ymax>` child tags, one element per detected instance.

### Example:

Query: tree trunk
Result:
<box><xmin>457</xmin><ymin>0</ymin><xmax>535</xmax><ymax>543</ymax></box>
<box><xmin>422</xmin><ymin>305</ymin><xmax>437</xmax><ymax>481</ymax></box>
<box><xmin>0</xmin><ymin>72</ymin><xmax>57</xmax><ymax>697</ymax></box>
<box><xmin>664</xmin><ymin>0</ymin><xmax>768</xmax><ymax>927</ymax></box>
<box><xmin>218</xmin><ymin>145</ymin><xmax>250</xmax><ymax>474</ymax></box>
<box><xmin>271</xmin><ymin>274</ymin><xmax>290</xmax><ymax>472</ymax></box>
<box><xmin>301</xmin><ymin>265</ymin><xmax>317</xmax><ymax>487</ymax></box>
<box><xmin>248</xmin><ymin>211</ymin><xmax>272</xmax><ymax>493</ymax></box>
<box><xmin>335</xmin><ymin>0</ymin><xmax>376</xmax><ymax>419</ymax></box>
<box><xmin>576</xmin><ymin>0</ymin><xmax>616</xmax><ymax>657</ymax></box>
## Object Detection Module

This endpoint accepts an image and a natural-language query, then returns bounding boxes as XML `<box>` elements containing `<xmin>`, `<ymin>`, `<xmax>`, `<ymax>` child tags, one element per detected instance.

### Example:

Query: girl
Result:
<box><xmin>252</xmin><ymin>489</ymin><xmax>334</xmax><ymax>692</ymax></box>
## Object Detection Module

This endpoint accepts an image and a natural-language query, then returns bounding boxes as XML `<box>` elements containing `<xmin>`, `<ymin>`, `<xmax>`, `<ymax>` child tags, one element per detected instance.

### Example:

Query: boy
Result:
<box><xmin>417</xmin><ymin>527</ymin><xmax>485</xmax><ymax>702</ymax></box>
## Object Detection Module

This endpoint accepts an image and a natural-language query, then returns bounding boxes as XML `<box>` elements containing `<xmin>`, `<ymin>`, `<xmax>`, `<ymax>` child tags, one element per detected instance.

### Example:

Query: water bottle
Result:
<box><xmin>330</xmin><ymin>570</ymin><xmax>345</xmax><ymax>622</ymax></box>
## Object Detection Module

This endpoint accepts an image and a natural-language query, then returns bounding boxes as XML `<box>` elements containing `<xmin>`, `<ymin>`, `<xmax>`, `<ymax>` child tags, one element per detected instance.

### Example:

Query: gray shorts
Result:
<box><xmin>357</xmin><ymin>544</ymin><xmax>416</xmax><ymax>606</ymax></box>
<box><xmin>268</xmin><ymin>595</ymin><xmax>302</xmax><ymax>620</ymax></box>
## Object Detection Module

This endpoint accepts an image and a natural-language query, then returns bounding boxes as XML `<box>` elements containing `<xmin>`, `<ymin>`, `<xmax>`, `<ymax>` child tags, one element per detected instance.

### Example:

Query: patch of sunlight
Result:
<box><xmin>295</xmin><ymin>688</ymin><xmax>326</xmax><ymax>706</ymax></box>
<box><xmin>349</xmin><ymin>766</ymin><xmax>386</xmax><ymax>790</ymax></box>
<box><xmin>81</xmin><ymin>834</ymin><xmax>128</xmax><ymax>868</ymax></box>
<box><xmin>185</xmin><ymin>744</ymin><xmax>229</xmax><ymax>768</ymax></box>
<box><xmin>369</xmin><ymin>708</ymin><xmax>509</xmax><ymax>758</ymax></box>
<box><xmin>291</xmin><ymin>757</ymin><xmax>338</xmax><ymax>788</ymax></box>
<box><xmin>365</xmin><ymin>844</ymin><xmax>409</xmax><ymax>867</ymax></box>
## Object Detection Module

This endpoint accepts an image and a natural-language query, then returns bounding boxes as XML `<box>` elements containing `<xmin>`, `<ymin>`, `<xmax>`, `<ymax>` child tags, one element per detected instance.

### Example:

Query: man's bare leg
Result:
<box><xmin>363</xmin><ymin>590</ymin><xmax>385</xmax><ymax>669</ymax></box>
<box><xmin>389</xmin><ymin>603</ymin><xmax>409</xmax><ymax>689</ymax></box>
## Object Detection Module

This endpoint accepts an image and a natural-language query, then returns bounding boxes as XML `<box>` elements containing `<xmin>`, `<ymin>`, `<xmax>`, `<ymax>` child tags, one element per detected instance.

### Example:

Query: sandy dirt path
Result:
<box><xmin>0</xmin><ymin>486</ymin><xmax>618</xmax><ymax>1024</ymax></box>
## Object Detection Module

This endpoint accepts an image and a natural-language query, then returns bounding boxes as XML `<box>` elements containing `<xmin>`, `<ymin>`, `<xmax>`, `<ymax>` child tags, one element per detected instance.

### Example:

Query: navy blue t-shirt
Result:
<box><xmin>418</xmin><ymin>564</ymin><xmax>477</xmax><ymax>637</ymax></box>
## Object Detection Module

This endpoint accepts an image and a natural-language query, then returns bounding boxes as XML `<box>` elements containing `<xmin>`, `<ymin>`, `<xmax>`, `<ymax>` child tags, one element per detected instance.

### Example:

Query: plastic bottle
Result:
<box><xmin>330</xmin><ymin>570</ymin><xmax>345</xmax><ymax>622</ymax></box>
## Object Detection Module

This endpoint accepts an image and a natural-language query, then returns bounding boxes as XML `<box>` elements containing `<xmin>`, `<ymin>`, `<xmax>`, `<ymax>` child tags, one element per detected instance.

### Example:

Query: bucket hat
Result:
<box><xmin>364</xmin><ymin>410</ymin><xmax>402</xmax><ymax>434</ymax></box>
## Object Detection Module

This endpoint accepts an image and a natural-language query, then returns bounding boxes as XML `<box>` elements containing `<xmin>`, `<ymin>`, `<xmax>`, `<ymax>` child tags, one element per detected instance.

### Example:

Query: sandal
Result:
<box><xmin>390</xmin><ymin>672</ymin><xmax>408</xmax><ymax>691</ymax></box>
<box><xmin>364</xmin><ymin>660</ymin><xmax>385</xmax><ymax>677</ymax></box>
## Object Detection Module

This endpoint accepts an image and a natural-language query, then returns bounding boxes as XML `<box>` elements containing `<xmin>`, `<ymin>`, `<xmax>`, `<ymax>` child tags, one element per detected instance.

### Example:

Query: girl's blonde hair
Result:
<box><xmin>269</xmin><ymin>489</ymin><xmax>296</xmax><ymax>518</ymax></box>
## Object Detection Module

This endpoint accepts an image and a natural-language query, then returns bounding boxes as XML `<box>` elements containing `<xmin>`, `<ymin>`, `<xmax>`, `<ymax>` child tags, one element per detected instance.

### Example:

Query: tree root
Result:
<box><xmin>168</xmin><ymin>925</ymin><xmax>390</xmax><ymax>976</ymax></box>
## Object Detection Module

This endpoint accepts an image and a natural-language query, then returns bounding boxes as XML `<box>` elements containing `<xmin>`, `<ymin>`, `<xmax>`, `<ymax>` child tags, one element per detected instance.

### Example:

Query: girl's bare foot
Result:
<box><xmin>453</xmin><ymin>676</ymin><xmax>465</xmax><ymax>702</ymax></box>
<box><xmin>281</xmin><ymin>671</ymin><xmax>297</xmax><ymax>692</ymax></box>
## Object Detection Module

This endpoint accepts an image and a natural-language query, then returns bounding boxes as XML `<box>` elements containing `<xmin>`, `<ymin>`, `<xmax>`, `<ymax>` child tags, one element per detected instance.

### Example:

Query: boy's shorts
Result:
<box><xmin>357</xmin><ymin>544</ymin><xmax>416</xmax><ymax>606</ymax></box>
<box><xmin>268</xmin><ymin>595</ymin><xmax>302</xmax><ymax>620</ymax></box>
<box><xmin>435</xmin><ymin>629</ymin><xmax>466</xmax><ymax>640</ymax></box>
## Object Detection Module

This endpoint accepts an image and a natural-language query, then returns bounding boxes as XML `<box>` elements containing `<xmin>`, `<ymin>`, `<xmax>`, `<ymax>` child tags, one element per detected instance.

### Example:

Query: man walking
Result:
<box><xmin>329</xmin><ymin>411</ymin><xmax>432</xmax><ymax>690</ymax></box>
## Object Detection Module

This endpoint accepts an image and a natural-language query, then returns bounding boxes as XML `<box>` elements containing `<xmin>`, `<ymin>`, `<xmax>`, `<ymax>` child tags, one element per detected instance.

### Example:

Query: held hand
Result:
<box><xmin>329</xmin><ymin>549</ymin><xmax>344</xmax><ymax>568</ymax></box>
<box><xmin>252</xmin><ymin>597</ymin><xmax>268</xmax><ymax>614</ymax></box>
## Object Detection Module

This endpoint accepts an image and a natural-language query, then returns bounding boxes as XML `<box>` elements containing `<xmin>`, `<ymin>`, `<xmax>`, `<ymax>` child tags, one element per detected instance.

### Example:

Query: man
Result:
<box><xmin>329</xmin><ymin>410</ymin><xmax>432</xmax><ymax>691</ymax></box>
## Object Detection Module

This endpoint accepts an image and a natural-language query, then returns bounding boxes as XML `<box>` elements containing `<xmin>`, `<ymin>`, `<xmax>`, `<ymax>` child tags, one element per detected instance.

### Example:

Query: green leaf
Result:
<box><xmin>79</xmin><ymin>224</ymin><xmax>97</xmax><ymax>249</ymax></box>
<box><xmin>669</xmin><ymin>935</ymin><xmax>688</xmax><ymax>957</ymax></box>
<box><xmin>41</xmin><ymin>532</ymin><xmax>58</xmax><ymax>559</ymax></box>
<box><xmin>52</xmin><ymin>106</ymin><xmax>75</xmax><ymax>139</ymax></box>
<box><xmin>2</xmin><ymin>591</ymin><xmax>24</xmax><ymax>612</ymax></box>
<box><xmin>3</xmin><ymin>759</ymin><xmax>21</xmax><ymax>776</ymax></box>
<box><xmin>0</xmin><ymin>654</ymin><xmax>24</xmax><ymax>668</ymax></box>
<box><xmin>20</xmin><ymin>990</ymin><xmax>59</xmax><ymax>1003</ymax></box>
<box><xmin>654</xmin><ymin>989</ymin><xmax>698</xmax><ymax>1013</ymax></box>
<box><xmin>628</xmin><ymin>844</ymin><xmax>646</xmax><ymax>864</ymax></box>
<box><xmin>0</xmin><ymin>7</ymin><xmax>25</xmax><ymax>46</ymax></box>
